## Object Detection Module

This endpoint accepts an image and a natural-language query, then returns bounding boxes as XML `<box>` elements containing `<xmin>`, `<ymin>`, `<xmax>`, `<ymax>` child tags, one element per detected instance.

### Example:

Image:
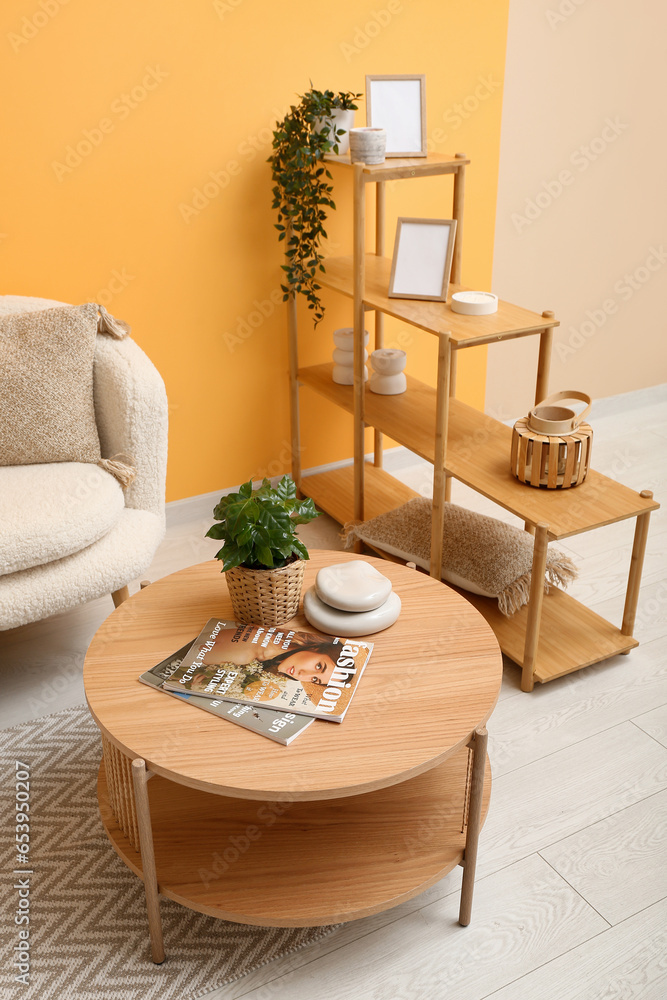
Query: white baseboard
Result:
<box><xmin>165</xmin><ymin>447</ymin><xmax>408</xmax><ymax>527</ymax></box>
<box><xmin>165</xmin><ymin>488</ymin><xmax>228</xmax><ymax>529</ymax></box>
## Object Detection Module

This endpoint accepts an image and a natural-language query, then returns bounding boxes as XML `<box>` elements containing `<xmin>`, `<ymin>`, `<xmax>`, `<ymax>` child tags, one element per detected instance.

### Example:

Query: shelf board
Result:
<box><xmin>317</xmin><ymin>255</ymin><xmax>558</xmax><ymax>346</ymax></box>
<box><xmin>99</xmin><ymin>750</ymin><xmax>490</xmax><ymax>926</ymax></box>
<box><xmin>455</xmin><ymin>586</ymin><xmax>638</xmax><ymax>683</ymax></box>
<box><xmin>299</xmin><ymin>365</ymin><xmax>440</xmax><ymax>465</ymax></box>
<box><xmin>325</xmin><ymin>151</ymin><xmax>469</xmax><ymax>183</ymax></box>
<box><xmin>301</xmin><ymin>463</ymin><xmax>418</xmax><ymax>525</ymax></box>
<box><xmin>299</xmin><ymin>363</ymin><xmax>660</xmax><ymax>538</ymax></box>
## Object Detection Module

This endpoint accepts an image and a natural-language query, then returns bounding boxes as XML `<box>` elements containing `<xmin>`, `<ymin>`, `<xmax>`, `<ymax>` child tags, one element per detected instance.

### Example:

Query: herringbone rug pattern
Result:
<box><xmin>0</xmin><ymin>706</ymin><xmax>335</xmax><ymax>999</ymax></box>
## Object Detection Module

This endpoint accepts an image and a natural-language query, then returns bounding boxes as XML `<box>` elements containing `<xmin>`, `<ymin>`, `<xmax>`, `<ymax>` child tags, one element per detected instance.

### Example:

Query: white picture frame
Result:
<box><xmin>366</xmin><ymin>74</ymin><xmax>427</xmax><ymax>157</ymax></box>
<box><xmin>388</xmin><ymin>218</ymin><xmax>457</xmax><ymax>302</ymax></box>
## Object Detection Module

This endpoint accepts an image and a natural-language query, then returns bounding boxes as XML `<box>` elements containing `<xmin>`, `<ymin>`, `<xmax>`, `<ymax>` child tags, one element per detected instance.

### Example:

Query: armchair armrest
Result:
<box><xmin>93</xmin><ymin>335</ymin><xmax>168</xmax><ymax>518</ymax></box>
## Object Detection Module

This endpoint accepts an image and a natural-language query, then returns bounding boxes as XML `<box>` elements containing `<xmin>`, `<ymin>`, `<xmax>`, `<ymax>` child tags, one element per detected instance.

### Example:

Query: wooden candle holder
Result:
<box><xmin>510</xmin><ymin>418</ymin><xmax>593</xmax><ymax>488</ymax></box>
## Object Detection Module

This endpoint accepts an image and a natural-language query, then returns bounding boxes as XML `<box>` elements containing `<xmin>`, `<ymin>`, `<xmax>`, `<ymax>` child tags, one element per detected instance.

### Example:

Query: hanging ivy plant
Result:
<box><xmin>269</xmin><ymin>88</ymin><xmax>361</xmax><ymax>325</ymax></box>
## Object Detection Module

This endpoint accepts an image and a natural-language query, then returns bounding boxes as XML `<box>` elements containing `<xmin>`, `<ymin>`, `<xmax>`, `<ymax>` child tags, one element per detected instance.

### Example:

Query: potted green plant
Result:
<box><xmin>269</xmin><ymin>87</ymin><xmax>361</xmax><ymax>326</ymax></box>
<box><xmin>206</xmin><ymin>475</ymin><xmax>321</xmax><ymax>625</ymax></box>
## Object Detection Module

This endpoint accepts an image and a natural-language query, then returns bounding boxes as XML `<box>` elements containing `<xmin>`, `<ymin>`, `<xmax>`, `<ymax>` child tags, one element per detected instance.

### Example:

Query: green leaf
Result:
<box><xmin>274</xmin><ymin>532</ymin><xmax>295</xmax><ymax>560</ymax></box>
<box><xmin>256</xmin><ymin>502</ymin><xmax>292</xmax><ymax>537</ymax></box>
<box><xmin>224</xmin><ymin>497</ymin><xmax>259</xmax><ymax>536</ymax></box>
<box><xmin>205</xmin><ymin>523</ymin><xmax>226</xmax><ymax>540</ymax></box>
<box><xmin>220</xmin><ymin>542</ymin><xmax>245</xmax><ymax>572</ymax></box>
<box><xmin>254</xmin><ymin>542</ymin><xmax>274</xmax><ymax>567</ymax></box>
<box><xmin>274</xmin><ymin>475</ymin><xmax>297</xmax><ymax>501</ymax></box>
<box><xmin>292</xmin><ymin>537</ymin><xmax>309</xmax><ymax>560</ymax></box>
<box><xmin>290</xmin><ymin>498</ymin><xmax>321</xmax><ymax>525</ymax></box>
<box><xmin>235</xmin><ymin>525</ymin><xmax>254</xmax><ymax>546</ymax></box>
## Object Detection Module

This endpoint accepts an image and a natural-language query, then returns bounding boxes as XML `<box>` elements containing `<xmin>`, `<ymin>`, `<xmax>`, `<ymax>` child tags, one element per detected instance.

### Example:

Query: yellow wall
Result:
<box><xmin>1</xmin><ymin>0</ymin><xmax>509</xmax><ymax>501</ymax></box>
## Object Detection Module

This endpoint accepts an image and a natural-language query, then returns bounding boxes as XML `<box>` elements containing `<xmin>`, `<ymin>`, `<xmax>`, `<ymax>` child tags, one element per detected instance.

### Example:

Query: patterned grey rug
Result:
<box><xmin>0</xmin><ymin>706</ymin><xmax>336</xmax><ymax>999</ymax></box>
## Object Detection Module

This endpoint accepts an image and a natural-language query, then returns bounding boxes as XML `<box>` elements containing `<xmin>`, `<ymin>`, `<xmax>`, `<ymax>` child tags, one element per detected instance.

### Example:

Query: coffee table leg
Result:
<box><xmin>458</xmin><ymin>726</ymin><xmax>488</xmax><ymax>926</ymax></box>
<box><xmin>131</xmin><ymin>758</ymin><xmax>166</xmax><ymax>964</ymax></box>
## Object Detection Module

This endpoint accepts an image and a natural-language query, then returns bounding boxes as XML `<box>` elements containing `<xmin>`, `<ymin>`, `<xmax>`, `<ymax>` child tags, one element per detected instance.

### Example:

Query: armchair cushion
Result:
<box><xmin>0</xmin><ymin>303</ymin><xmax>102</xmax><ymax>466</ymax></box>
<box><xmin>0</xmin><ymin>463</ymin><xmax>125</xmax><ymax>576</ymax></box>
<box><xmin>0</xmin><ymin>507</ymin><xmax>164</xmax><ymax>630</ymax></box>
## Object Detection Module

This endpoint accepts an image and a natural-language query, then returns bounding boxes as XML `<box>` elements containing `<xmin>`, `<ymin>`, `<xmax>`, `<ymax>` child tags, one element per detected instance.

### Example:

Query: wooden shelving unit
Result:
<box><xmin>287</xmin><ymin>151</ymin><xmax>659</xmax><ymax>691</ymax></box>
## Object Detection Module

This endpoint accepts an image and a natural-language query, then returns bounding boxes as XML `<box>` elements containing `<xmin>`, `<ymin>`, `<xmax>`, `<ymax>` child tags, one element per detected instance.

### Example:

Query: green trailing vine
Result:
<box><xmin>269</xmin><ymin>88</ymin><xmax>361</xmax><ymax>325</ymax></box>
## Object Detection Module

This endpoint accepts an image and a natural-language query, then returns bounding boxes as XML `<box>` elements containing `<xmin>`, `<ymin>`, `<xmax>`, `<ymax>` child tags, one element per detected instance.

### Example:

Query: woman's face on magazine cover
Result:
<box><xmin>276</xmin><ymin>650</ymin><xmax>336</xmax><ymax>686</ymax></box>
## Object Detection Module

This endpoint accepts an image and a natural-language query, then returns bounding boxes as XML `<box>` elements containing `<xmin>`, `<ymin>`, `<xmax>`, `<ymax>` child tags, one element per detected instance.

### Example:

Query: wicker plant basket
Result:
<box><xmin>511</xmin><ymin>390</ymin><xmax>593</xmax><ymax>489</ymax></box>
<box><xmin>225</xmin><ymin>558</ymin><xmax>305</xmax><ymax>626</ymax></box>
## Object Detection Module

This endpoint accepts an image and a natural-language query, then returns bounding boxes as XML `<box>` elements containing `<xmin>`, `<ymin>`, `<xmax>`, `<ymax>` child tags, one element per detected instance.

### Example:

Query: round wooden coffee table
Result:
<box><xmin>84</xmin><ymin>552</ymin><xmax>502</xmax><ymax>962</ymax></box>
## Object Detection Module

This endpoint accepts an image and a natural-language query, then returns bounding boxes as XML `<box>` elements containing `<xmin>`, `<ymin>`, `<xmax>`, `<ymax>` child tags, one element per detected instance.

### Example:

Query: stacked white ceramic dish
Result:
<box><xmin>303</xmin><ymin>560</ymin><xmax>401</xmax><ymax>637</ymax></box>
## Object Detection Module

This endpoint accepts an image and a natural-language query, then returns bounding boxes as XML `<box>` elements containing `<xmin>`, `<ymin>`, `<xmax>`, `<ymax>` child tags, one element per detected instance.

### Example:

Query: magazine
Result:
<box><xmin>139</xmin><ymin>640</ymin><xmax>315</xmax><ymax>745</ymax></box>
<box><xmin>162</xmin><ymin>619</ymin><xmax>373</xmax><ymax>723</ymax></box>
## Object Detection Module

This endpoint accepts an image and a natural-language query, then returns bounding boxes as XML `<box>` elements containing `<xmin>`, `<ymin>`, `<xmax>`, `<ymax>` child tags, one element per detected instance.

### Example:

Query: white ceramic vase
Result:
<box><xmin>369</xmin><ymin>348</ymin><xmax>407</xmax><ymax>395</ymax></box>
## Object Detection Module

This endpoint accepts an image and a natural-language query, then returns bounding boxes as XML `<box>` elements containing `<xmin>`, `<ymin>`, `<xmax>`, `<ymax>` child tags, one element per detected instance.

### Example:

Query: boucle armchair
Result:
<box><xmin>0</xmin><ymin>295</ymin><xmax>168</xmax><ymax>630</ymax></box>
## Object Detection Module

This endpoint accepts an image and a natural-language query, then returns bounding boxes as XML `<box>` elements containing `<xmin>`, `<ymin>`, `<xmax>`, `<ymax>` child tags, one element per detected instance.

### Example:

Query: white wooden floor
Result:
<box><xmin>1</xmin><ymin>384</ymin><xmax>666</xmax><ymax>999</ymax></box>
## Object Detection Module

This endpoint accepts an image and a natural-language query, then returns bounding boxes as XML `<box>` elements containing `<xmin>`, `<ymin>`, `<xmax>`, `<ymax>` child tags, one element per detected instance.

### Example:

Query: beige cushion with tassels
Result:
<box><xmin>0</xmin><ymin>301</ymin><xmax>135</xmax><ymax>485</ymax></box>
<box><xmin>345</xmin><ymin>498</ymin><xmax>577</xmax><ymax>617</ymax></box>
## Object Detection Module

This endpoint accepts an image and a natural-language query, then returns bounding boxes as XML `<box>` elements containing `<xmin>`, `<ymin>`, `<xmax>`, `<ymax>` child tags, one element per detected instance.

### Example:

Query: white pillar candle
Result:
<box><xmin>333</xmin><ymin>327</ymin><xmax>370</xmax><ymax>350</ymax></box>
<box><xmin>349</xmin><ymin>127</ymin><xmax>387</xmax><ymax>165</ymax></box>
<box><xmin>369</xmin><ymin>349</ymin><xmax>407</xmax><ymax>395</ymax></box>
<box><xmin>332</xmin><ymin>347</ymin><xmax>368</xmax><ymax>366</ymax></box>
<box><xmin>332</xmin><ymin>327</ymin><xmax>370</xmax><ymax>385</ymax></box>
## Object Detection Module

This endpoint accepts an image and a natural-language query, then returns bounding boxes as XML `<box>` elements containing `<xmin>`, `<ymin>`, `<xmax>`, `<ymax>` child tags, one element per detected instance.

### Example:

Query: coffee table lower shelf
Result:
<box><xmin>97</xmin><ymin>746</ymin><xmax>491</xmax><ymax>929</ymax></box>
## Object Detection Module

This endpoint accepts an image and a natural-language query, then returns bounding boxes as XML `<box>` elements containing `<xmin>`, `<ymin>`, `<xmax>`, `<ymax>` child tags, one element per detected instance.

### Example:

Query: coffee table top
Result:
<box><xmin>84</xmin><ymin>552</ymin><xmax>502</xmax><ymax>801</ymax></box>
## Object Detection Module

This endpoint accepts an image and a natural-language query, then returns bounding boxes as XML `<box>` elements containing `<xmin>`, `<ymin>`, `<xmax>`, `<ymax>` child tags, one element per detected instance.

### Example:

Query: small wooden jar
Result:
<box><xmin>510</xmin><ymin>391</ymin><xmax>593</xmax><ymax>489</ymax></box>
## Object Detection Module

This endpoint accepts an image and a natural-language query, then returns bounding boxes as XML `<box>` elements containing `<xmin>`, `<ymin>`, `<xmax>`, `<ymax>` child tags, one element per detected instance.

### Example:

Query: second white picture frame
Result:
<box><xmin>388</xmin><ymin>218</ymin><xmax>457</xmax><ymax>301</ymax></box>
<box><xmin>366</xmin><ymin>74</ymin><xmax>427</xmax><ymax>157</ymax></box>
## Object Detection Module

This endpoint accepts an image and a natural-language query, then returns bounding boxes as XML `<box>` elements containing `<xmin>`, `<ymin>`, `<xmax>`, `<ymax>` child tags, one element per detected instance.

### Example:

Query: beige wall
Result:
<box><xmin>487</xmin><ymin>0</ymin><xmax>667</xmax><ymax>421</ymax></box>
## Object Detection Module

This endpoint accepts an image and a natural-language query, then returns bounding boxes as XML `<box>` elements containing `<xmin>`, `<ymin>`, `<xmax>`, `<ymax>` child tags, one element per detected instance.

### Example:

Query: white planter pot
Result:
<box><xmin>315</xmin><ymin>108</ymin><xmax>356</xmax><ymax>155</ymax></box>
